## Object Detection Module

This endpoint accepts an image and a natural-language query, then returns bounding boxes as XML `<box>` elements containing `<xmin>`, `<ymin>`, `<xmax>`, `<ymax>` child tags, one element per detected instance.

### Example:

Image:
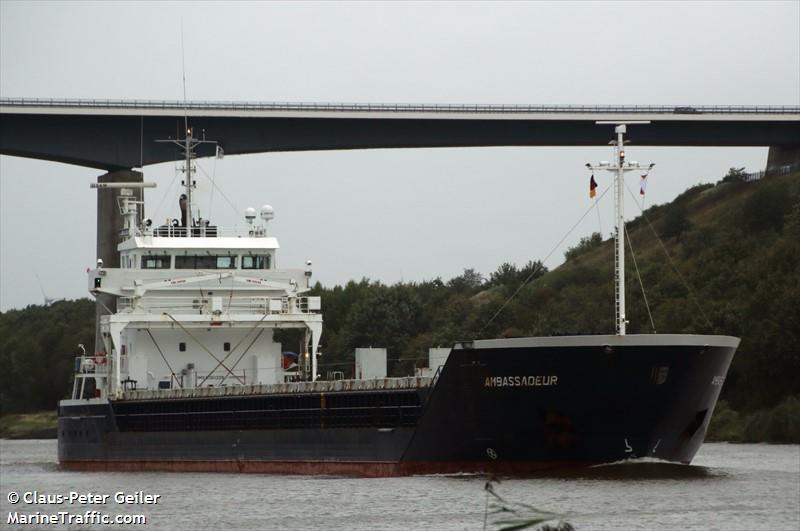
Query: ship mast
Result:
<box><xmin>587</xmin><ymin>124</ymin><xmax>654</xmax><ymax>335</ymax></box>
<box><xmin>183</xmin><ymin>130</ymin><xmax>194</xmax><ymax>232</ymax></box>
<box><xmin>156</xmin><ymin>128</ymin><xmax>217</xmax><ymax>235</ymax></box>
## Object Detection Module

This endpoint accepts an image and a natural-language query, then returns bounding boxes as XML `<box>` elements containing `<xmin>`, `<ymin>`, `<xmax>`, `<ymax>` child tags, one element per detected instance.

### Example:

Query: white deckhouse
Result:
<box><xmin>72</xmin><ymin>131</ymin><xmax>322</xmax><ymax>401</ymax></box>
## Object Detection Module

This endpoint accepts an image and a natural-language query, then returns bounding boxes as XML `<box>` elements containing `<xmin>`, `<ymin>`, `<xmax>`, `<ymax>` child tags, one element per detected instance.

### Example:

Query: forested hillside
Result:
<box><xmin>0</xmin><ymin>299</ymin><xmax>94</xmax><ymax>414</ymax></box>
<box><xmin>2</xmin><ymin>169</ymin><xmax>798</xmax><ymax>440</ymax></box>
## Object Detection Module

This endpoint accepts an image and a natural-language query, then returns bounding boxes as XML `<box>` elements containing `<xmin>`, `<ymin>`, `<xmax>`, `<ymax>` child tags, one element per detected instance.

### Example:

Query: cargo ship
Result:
<box><xmin>58</xmin><ymin>125</ymin><xmax>739</xmax><ymax>476</ymax></box>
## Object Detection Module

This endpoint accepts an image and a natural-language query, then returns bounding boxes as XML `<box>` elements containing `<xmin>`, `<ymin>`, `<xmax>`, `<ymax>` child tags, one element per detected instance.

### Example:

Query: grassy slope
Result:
<box><xmin>0</xmin><ymin>411</ymin><xmax>57</xmax><ymax>439</ymax></box>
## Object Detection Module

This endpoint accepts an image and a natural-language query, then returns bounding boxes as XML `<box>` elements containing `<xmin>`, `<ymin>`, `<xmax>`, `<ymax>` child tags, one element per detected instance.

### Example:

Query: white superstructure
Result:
<box><xmin>72</xmin><ymin>130</ymin><xmax>322</xmax><ymax>401</ymax></box>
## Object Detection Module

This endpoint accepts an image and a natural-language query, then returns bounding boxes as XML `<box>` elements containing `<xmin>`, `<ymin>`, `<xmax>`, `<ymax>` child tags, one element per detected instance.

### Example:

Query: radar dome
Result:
<box><xmin>244</xmin><ymin>207</ymin><xmax>257</xmax><ymax>224</ymax></box>
<box><xmin>260</xmin><ymin>205</ymin><xmax>275</xmax><ymax>221</ymax></box>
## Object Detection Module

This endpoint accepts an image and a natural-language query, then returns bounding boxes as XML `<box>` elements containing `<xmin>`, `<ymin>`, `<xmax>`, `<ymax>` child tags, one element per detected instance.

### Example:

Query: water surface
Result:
<box><xmin>1</xmin><ymin>440</ymin><xmax>797</xmax><ymax>530</ymax></box>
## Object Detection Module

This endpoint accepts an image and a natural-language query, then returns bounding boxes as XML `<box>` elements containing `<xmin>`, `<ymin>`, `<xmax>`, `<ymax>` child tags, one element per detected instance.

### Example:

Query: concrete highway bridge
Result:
<box><xmin>1</xmin><ymin>99</ymin><xmax>798</xmax><ymax>171</ymax></box>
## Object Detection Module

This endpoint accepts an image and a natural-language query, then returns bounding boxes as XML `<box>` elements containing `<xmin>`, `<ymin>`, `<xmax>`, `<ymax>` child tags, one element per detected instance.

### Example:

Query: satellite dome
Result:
<box><xmin>260</xmin><ymin>205</ymin><xmax>274</xmax><ymax>221</ymax></box>
<box><xmin>244</xmin><ymin>207</ymin><xmax>257</xmax><ymax>223</ymax></box>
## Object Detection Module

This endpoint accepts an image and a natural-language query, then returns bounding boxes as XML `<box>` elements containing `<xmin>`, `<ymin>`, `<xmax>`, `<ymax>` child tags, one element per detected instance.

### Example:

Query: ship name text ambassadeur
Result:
<box><xmin>484</xmin><ymin>375</ymin><xmax>559</xmax><ymax>388</ymax></box>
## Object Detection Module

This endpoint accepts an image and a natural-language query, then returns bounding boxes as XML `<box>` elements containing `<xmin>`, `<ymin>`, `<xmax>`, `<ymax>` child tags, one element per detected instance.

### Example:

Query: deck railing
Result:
<box><xmin>142</xmin><ymin>225</ymin><xmax>264</xmax><ymax>238</ymax></box>
<box><xmin>117</xmin><ymin>295</ymin><xmax>320</xmax><ymax>315</ymax></box>
<box><xmin>74</xmin><ymin>355</ymin><xmax>109</xmax><ymax>375</ymax></box>
<box><xmin>120</xmin><ymin>375</ymin><xmax>434</xmax><ymax>401</ymax></box>
<box><xmin>73</xmin><ymin>355</ymin><xmax>127</xmax><ymax>375</ymax></box>
<box><xmin>119</xmin><ymin>225</ymin><xmax>268</xmax><ymax>241</ymax></box>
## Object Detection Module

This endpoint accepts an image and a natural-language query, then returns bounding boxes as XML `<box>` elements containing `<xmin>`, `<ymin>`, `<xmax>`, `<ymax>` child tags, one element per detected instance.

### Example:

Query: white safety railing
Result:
<box><xmin>141</xmin><ymin>225</ymin><xmax>267</xmax><ymax>238</ymax></box>
<box><xmin>117</xmin><ymin>295</ymin><xmax>320</xmax><ymax>315</ymax></box>
<box><xmin>74</xmin><ymin>355</ymin><xmax>109</xmax><ymax>375</ymax></box>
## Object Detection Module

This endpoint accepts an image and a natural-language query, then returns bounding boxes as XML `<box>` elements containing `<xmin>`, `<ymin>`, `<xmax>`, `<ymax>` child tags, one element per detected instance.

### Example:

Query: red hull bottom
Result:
<box><xmin>60</xmin><ymin>459</ymin><xmax>584</xmax><ymax>477</ymax></box>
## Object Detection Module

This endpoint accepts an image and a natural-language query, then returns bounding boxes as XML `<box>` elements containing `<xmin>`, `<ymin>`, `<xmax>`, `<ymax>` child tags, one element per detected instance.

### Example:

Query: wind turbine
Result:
<box><xmin>34</xmin><ymin>272</ymin><xmax>64</xmax><ymax>306</ymax></box>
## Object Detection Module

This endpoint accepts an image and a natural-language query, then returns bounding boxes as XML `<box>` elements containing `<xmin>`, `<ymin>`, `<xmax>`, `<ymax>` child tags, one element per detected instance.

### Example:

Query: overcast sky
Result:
<box><xmin>1</xmin><ymin>1</ymin><xmax>798</xmax><ymax>311</ymax></box>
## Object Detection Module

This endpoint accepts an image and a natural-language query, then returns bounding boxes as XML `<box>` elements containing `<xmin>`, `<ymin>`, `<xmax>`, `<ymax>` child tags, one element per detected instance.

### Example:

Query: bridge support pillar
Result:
<box><xmin>766</xmin><ymin>145</ymin><xmax>800</xmax><ymax>175</ymax></box>
<box><xmin>94</xmin><ymin>169</ymin><xmax>142</xmax><ymax>353</ymax></box>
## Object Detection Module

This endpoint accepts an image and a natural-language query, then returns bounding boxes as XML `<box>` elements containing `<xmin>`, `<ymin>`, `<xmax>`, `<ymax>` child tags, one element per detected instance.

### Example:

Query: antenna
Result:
<box><xmin>154</xmin><ymin>27</ymin><xmax>217</xmax><ymax>236</ymax></box>
<box><xmin>180</xmin><ymin>19</ymin><xmax>188</xmax><ymax>136</ymax></box>
<box><xmin>586</xmin><ymin>124</ymin><xmax>655</xmax><ymax>336</ymax></box>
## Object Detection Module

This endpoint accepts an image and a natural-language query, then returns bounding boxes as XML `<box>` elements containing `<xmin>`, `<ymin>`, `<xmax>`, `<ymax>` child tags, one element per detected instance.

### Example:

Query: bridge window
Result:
<box><xmin>175</xmin><ymin>255</ymin><xmax>237</xmax><ymax>269</ymax></box>
<box><xmin>142</xmin><ymin>255</ymin><xmax>171</xmax><ymax>269</ymax></box>
<box><xmin>242</xmin><ymin>254</ymin><xmax>271</xmax><ymax>270</ymax></box>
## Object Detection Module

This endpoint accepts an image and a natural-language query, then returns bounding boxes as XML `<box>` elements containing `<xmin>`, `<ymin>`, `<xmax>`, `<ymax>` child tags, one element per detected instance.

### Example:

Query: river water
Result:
<box><xmin>1</xmin><ymin>440</ymin><xmax>797</xmax><ymax>530</ymax></box>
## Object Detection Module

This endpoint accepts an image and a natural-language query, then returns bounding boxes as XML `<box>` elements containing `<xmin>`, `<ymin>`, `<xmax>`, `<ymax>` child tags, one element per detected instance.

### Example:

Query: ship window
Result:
<box><xmin>176</xmin><ymin>255</ymin><xmax>237</xmax><ymax>269</ymax></box>
<box><xmin>142</xmin><ymin>255</ymin><xmax>171</xmax><ymax>269</ymax></box>
<box><xmin>215</xmin><ymin>256</ymin><xmax>236</xmax><ymax>269</ymax></box>
<box><xmin>223</xmin><ymin>342</ymin><xmax>231</xmax><ymax>352</ymax></box>
<box><xmin>179</xmin><ymin>342</ymin><xmax>186</xmax><ymax>352</ymax></box>
<box><xmin>242</xmin><ymin>255</ymin><xmax>270</xmax><ymax>270</ymax></box>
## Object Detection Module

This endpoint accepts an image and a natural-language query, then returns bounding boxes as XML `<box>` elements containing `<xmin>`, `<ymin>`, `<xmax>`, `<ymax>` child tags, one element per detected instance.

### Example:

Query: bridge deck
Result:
<box><xmin>2</xmin><ymin>98</ymin><xmax>799</xmax><ymax>120</ymax></box>
<box><xmin>1</xmin><ymin>98</ymin><xmax>798</xmax><ymax>170</ymax></box>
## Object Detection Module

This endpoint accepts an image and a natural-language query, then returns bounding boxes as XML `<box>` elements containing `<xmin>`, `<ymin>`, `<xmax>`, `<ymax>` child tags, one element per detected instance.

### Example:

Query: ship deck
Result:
<box><xmin>117</xmin><ymin>376</ymin><xmax>435</xmax><ymax>401</ymax></box>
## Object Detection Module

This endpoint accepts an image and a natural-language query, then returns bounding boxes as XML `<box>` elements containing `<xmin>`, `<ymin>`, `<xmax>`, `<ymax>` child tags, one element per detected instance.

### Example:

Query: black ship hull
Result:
<box><xmin>58</xmin><ymin>334</ymin><xmax>738</xmax><ymax>476</ymax></box>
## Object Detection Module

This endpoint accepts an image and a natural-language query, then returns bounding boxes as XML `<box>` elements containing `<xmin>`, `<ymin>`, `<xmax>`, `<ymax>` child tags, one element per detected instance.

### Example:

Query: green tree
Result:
<box><xmin>488</xmin><ymin>262</ymin><xmax>519</xmax><ymax>287</ymax></box>
<box><xmin>564</xmin><ymin>232</ymin><xmax>602</xmax><ymax>260</ymax></box>
<box><xmin>447</xmin><ymin>268</ymin><xmax>485</xmax><ymax>293</ymax></box>
<box><xmin>660</xmin><ymin>202</ymin><xmax>691</xmax><ymax>239</ymax></box>
<box><xmin>722</xmin><ymin>166</ymin><xmax>748</xmax><ymax>183</ymax></box>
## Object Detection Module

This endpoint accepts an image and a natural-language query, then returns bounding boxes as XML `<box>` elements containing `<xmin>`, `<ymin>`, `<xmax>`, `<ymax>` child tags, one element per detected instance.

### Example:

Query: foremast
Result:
<box><xmin>587</xmin><ymin>124</ymin><xmax>654</xmax><ymax>335</ymax></box>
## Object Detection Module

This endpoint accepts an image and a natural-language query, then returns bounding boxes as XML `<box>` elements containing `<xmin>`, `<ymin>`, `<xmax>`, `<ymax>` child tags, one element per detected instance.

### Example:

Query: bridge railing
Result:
<box><xmin>2</xmin><ymin>98</ymin><xmax>799</xmax><ymax>115</ymax></box>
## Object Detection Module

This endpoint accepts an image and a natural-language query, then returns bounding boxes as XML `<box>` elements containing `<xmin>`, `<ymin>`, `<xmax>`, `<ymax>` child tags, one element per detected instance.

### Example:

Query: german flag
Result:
<box><xmin>589</xmin><ymin>175</ymin><xmax>598</xmax><ymax>199</ymax></box>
